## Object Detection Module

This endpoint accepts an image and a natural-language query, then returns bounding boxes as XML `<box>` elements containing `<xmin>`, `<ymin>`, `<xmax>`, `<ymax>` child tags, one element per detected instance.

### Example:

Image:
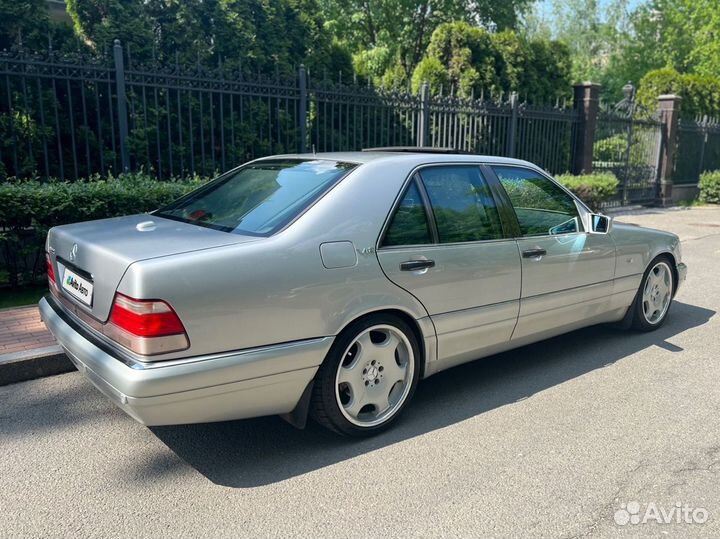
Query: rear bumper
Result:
<box><xmin>39</xmin><ymin>296</ymin><xmax>331</xmax><ymax>425</ymax></box>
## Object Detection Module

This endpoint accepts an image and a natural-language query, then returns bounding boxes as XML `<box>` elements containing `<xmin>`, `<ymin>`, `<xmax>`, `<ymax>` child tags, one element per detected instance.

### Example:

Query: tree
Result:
<box><xmin>602</xmin><ymin>0</ymin><xmax>720</xmax><ymax>99</ymax></box>
<box><xmin>0</xmin><ymin>0</ymin><xmax>48</xmax><ymax>50</ymax></box>
<box><xmin>637</xmin><ymin>68</ymin><xmax>720</xmax><ymax>119</ymax></box>
<box><xmin>318</xmin><ymin>0</ymin><xmax>533</xmax><ymax>84</ymax></box>
<box><xmin>424</xmin><ymin>22</ymin><xmax>501</xmax><ymax>96</ymax></box>
<box><xmin>411</xmin><ymin>21</ymin><xmax>571</xmax><ymax>102</ymax></box>
<box><xmin>624</xmin><ymin>0</ymin><xmax>720</xmax><ymax>78</ymax></box>
<box><xmin>65</xmin><ymin>0</ymin><xmax>352</xmax><ymax>77</ymax></box>
<box><xmin>0</xmin><ymin>0</ymin><xmax>78</xmax><ymax>53</ymax></box>
<box><xmin>521</xmin><ymin>0</ymin><xmax>642</xmax><ymax>99</ymax></box>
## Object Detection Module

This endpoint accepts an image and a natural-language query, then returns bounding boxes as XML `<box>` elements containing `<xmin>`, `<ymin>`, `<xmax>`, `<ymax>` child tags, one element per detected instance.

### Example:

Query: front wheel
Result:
<box><xmin>310</xmin><ymin>314</ymin><xmax>421</xmax><ymax>436</ymax></box>
<box><xmin>630</xmin><ymin>256</ymin><xmax>675</xmax><ymax>331</ymax></box>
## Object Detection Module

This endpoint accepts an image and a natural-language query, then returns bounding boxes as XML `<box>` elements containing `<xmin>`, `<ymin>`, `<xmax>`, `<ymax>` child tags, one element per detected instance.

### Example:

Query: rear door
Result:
<box><xmin>377</xmin><ymin>164</ymin><xmax>521</xmax><ymax>368</ymax></box>
<box><xmin>488</xmin><ymin>165</ymin><xmax>616</xmax><ymax>341</ymax></box>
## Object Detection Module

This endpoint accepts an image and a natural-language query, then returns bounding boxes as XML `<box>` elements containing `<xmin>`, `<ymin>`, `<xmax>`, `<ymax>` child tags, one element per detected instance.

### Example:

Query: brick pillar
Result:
<box><xmin>572</xmin><ymin>82</ymin><xmax>601</xmax><ymax>175</ymax></box>
<box><xmin>657</xmin><ymin>94</ymin><xmax>681</xmax><ymax>206</ymax></box>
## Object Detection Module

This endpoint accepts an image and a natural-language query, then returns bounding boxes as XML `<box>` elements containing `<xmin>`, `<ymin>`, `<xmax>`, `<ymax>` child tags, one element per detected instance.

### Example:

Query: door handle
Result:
<box><xmin>400</xmin><ymin>259</ymin><xmax>436</xmax><ymax>271</ymax></box>
<box><xmin>522</xmin><ymin>248</ymin><xmax>547</xmax><ymax>258</ymax></box>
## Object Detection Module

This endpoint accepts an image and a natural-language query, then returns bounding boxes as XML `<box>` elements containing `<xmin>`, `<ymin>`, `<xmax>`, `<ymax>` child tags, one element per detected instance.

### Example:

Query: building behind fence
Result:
<box><xmin>0</xmin><ymin>40</ymin><xmax>703</xmax><ymax>206</ymax></box>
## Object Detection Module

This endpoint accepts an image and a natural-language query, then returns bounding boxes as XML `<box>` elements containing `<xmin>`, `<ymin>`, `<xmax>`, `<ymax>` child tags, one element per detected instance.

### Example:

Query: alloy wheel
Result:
<box><xmin>334</xmin><ymin>324</ymin><xmax>415</xmax><ymax>427</ymax></box>
<box><xmin>642</xmin><ymin>261</ymin><xmax>673</xmax><ymax>324</ymax></box>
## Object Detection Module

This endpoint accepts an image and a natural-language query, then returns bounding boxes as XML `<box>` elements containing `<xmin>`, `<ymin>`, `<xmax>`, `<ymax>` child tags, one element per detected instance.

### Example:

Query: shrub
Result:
<box><xmin>637</xmin><ymin>68</ymin><xmax>720</xmax><ymax>120</ymax></box>
<box><xmin>418</xmin><ymin>22</ymin><xmax>571</xmax><ymax>102</ymax></box>
<box><xmin>593</xmin><ymin>134</ymin><xmax>628</xmax><ymax>163</ymax></box>
<box><xmin>698</xmin><ymin>170</ymin><xmax>720</xmax><ymax>204</ymax></box>
<box><xmin>0</xmin><ymin>172</ymin><xmax>205</xmax><ymax>286</ymax></box>
<box><xmin>411</xmin><ymin>57</ymin><xmax>450</xmax><ymax>95</ymax></box>
<box><xmin>556</xmin><ymin>172</ymin><xmax>619</xmax><ymax>212</ymax></box>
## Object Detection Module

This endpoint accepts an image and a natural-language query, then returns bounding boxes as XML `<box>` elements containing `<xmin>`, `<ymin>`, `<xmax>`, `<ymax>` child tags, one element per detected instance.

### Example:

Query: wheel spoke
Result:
<box><xmin>338</xmin><ymin>358</ymin><xmax>364</xmax><ymax>392</ymax></box>
<box><xmin>374</xmin><ymin>332</ymin><xmax>401</xmax><ymax>364</ymax></box>
<box><xmin>368</xmin><ymin>387</ymin><xmax>390</xmax><ymax>414</ymax></box>
<box><xmin>355</xmin><ymin>332</ymin><xmax>373</xmax><ymax>354</ymax></box>
<box><xmin>658</xmin><ymin>275</ymin><xmax>670</xmax><ymax>296</ymax></box>
<box><xmin>644</xmin><ymin>276</ymin><xmax>654</xmax><ymax>297</ymax></box>
<box><xmin>344</xmin><ymin>391</ymin><xmax>368</xmax><ymax>417</ymax></box>
<box><xmin>382</xmin><ymin>355</ymin><xmax>407</xmax><ymax>384</ymax></box>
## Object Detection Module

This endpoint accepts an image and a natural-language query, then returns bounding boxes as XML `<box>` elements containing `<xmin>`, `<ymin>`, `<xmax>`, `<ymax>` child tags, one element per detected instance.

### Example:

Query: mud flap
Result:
<box><xmin>279</xmin><ymin>379</ymin><xmax>315</xmax><ymax>429</ymax></box>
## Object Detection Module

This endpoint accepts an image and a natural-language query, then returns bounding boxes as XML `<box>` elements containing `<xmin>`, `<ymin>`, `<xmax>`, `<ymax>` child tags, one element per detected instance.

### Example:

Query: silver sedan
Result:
<box><xmin>39</xmin><ymin>150</ymin><xmax>687</xmax><ymax>436</ymax></box>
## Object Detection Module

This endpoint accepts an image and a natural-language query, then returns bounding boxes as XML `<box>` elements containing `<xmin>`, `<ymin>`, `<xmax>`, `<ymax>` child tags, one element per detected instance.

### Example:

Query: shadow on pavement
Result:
<box><xmin>150</xmin><ymin>300</ymin><xmax>714</xmax><ymax>488</ymax></box>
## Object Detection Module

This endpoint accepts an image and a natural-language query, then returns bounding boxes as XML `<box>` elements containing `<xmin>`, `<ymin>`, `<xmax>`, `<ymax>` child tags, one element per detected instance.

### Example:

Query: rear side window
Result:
<box><xmin>419</xmin><ymin>166</ymin><xmax>504</xmax><ymax>243</ymax></box>
<box><xmin>156</xmin><ymin>160</ymin><xmax>355</xmax><ymax>236</ymax></box>
<box><xmin>383</xmin><ymin>182</ymin><xmax>433</xmax><ymax>247</ymax></box>
<box><xmin>493</xmin><ymin>166</ymin><xmax>582</xmax><ymax>237</ymax></box>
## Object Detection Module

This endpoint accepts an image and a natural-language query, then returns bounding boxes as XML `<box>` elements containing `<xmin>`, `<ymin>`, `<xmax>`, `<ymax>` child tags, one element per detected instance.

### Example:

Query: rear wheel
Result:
<box><xmin>310</xmin><ymin>314</ymin><xmax>420</xmax><ymax>436</ymax></box>
<box><xmin>630</xmin><ymin>256</ymin><xmax>675</xmax><ymax>331</ymax></box>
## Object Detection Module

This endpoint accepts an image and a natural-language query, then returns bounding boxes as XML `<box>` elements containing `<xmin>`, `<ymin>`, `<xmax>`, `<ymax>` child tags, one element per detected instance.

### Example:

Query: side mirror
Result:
<box><xmin>589</xmin><ymin>213</ymin><xmax>612</xmax><ymax>234</ymax></box>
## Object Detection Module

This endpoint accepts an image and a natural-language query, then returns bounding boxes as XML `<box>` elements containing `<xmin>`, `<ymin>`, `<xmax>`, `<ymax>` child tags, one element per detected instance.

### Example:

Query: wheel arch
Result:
<box><xmin>281</xmin><ymin>307</ymin><xmax>432</xmax><ymax>430</ymax></box>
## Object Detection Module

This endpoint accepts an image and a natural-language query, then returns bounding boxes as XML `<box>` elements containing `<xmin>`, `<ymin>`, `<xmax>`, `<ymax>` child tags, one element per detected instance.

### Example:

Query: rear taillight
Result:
<box><xmin>46</xmin><ymin>254</ymin><xmax>56</xmax><ymax>289</ymax></box>
<box><xmin>105</xmin><ymin>293</ymin><xmax>189</xmax><ymax>356</ymax></box>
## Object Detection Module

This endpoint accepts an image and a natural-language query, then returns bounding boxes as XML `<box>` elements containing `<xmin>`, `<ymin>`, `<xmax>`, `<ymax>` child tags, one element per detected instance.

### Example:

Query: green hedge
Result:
<box><xmin>1</xmin><ymin>170</ymin><xmax>620</xmax><ymax>287</ymax></box>
<box><xmin>699</xmin><ymin>170</ymin><xmax>720</xmax><ymax>204</ymax></box>
<box><xmin>556</xmin><ymin>172</ymin><xmax>619</xmax><ymax>212</ymax></box>
<box><xmin>0</xmin><ymin>173</ymin><xmax>204</xmax><ymax>286</ymax></box>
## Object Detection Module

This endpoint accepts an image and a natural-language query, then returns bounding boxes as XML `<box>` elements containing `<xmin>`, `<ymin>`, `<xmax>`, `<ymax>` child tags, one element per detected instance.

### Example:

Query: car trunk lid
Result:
<box><xmin>48</xmin><ymin>214</ymin><xmax>258</xmax><ymax>321</ymax></box>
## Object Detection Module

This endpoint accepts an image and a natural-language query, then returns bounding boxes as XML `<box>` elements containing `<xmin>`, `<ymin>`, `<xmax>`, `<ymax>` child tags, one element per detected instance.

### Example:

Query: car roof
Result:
<box><xmin>255</xmin><ymin>150</ymin><xmax>539</xmax><ymax>168</ymax></box>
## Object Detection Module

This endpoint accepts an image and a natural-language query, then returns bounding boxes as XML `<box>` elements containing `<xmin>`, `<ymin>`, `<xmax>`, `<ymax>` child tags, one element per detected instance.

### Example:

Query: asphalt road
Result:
<box><xmin>1</xmin><ymin>207</ymin><xmax>719</xmax><ymax>539</ymax></box>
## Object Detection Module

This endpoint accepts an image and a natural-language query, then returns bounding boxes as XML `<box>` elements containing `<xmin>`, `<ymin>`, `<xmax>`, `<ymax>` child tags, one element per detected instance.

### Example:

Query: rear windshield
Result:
<box><xmin>155</xmin><ymin>159</ymin><xmax>356</xmax><ymax>236</ymax></box>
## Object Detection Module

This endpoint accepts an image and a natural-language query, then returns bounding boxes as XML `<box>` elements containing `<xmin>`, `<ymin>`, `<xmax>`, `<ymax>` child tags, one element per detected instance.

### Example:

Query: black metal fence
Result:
<box><xmin>1</xmin><ymin>40</ymin><xmax>580</xmax><ymax>182</ymax></box>
<box><xmin>592</xmin><ymin>101</ymin><xmax>664</xmax><ymax>206</ymax></box>
<box><xmin>674</xmin><ymin>116</ymin><xmax>720</xmax><ymax>185</ymax></box>
<box><xmin>9</xmin><ymin>39</ymin><xmax>711</xmax><ymax>209</ymax></box>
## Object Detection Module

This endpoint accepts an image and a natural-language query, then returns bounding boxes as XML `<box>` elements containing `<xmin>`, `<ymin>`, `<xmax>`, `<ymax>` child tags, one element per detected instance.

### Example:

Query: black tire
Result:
<box><xmin>310</xmin><ymin>313</ymin><xmax>421</xmax><ymax>437</ymax></box>
<box><xmin>629</xmin><ymin>255</ymin><xmax>675</xmax><ymax>331</ymax></box>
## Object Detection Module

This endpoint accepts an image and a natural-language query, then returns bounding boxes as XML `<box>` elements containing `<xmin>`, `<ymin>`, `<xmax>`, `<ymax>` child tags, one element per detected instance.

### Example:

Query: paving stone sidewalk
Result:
<box><xmin>0</xmin><ymin>305</ymin><xmax>56</xmax><ymax>356</ymax></box>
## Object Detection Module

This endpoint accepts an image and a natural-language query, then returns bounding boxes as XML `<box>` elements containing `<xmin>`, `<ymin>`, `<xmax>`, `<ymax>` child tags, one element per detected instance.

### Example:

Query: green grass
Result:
<box><xmin>0</xmin><ymin>285</ymin><xmax>48</xmax><ymax>309</ymax></box>
<box><xmin>677</xmin><ymin>197</ymin><xmax>709</xmax><ymax>207</ymax></box>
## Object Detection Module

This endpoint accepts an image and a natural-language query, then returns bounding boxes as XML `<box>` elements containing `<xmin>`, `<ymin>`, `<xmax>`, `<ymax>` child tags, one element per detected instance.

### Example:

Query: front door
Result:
<box><xmin>489</xmin><ymin>165</ymin><xmax>616</xmax><ymax>341</ymax></box>
<box><xmin>377</xmin><ymin>164</ymin><xmax>522</xmax><ymax>368</ymax></box>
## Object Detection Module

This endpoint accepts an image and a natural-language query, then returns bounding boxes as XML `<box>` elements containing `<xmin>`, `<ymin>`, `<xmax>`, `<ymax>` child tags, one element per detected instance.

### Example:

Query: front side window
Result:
<box><xmin>383</xmin><ymin>181</ymin><xmax>433</xmax><ymax>247</ymax></box>
<box><xmin>419</xmin><ymin>166</ymin><xmax>504</xmax><ymax>243</ymax></box>
<box><xmin>156</xmin><ymin>159</ymin><xmax>355</xmax><ymax>236</ymax></box>
<box><xmin>493</xmin><ymin>166</ymin><xmax>582</xmax><ymax>237</ymax></box>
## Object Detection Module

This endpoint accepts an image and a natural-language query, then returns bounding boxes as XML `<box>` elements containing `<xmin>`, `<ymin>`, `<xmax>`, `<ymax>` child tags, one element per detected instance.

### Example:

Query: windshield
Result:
<box><xmin>155</xmin><ymin>159</ymin><xmax>356</xmax><ymax>236</ymax></box>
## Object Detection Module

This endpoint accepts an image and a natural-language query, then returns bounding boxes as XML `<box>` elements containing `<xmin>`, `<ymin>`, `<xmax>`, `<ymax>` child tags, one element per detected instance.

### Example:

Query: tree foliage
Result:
<box><xmin>601</xmin><ymin>0</ymin><xmax>720</xmax><ymax>99</ymax></box>
<box><xmin>0</xmin><ymin>0</ymin><xmax>79</xmax><ymax>53</ymax></box>
<box><xmin>412</xmin><ymin>22</ymin><xmax>571</xmax><ymax>102</ymax></box>
<box><xmin>551</xmin><ymin>0</ymin><xmax>630</xmax><ymax>85</ymax></box>
<box><xmin>65</xmin><ymin>0</ymin><xmax>352</xmax><ymax>77</ymax></box>
<box><xmin>637</xmin><ymin>68</ymin><xmax>720</xmax><ymax>120</ymax></box>
<box><xmin>319</xmin><ymin>0</ymin><xmax>533</xmax><ymax>84</ymax></box>
<box><xmin>0</xmin><ymin>0</ymin><xmax>49</xmax><ymax>50</ymax></box>
<box><xmin>523</xmin><ymin>0</ymin><xmax>720</xmax><ymax>103</ymax></box>
<box><xmin>631</xmin><ymin>0</ymin><xmax>720</xmax><ymax>78</ymax></box>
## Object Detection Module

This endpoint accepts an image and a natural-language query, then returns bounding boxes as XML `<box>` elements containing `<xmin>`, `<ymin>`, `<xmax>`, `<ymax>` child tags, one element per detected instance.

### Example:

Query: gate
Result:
<box><xmin>592</xmin><ymin>91</ymin><xmax>664</xmax><ymax>206</ymax></box>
